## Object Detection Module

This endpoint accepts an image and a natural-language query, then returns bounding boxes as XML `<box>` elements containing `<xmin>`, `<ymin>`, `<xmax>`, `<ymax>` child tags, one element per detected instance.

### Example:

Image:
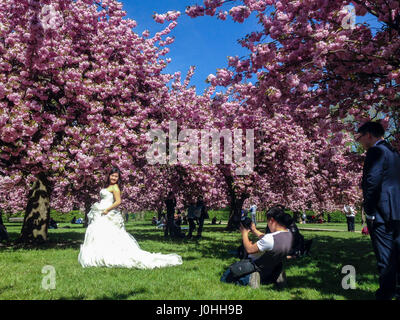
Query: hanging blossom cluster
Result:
<box><xmin>153</xmin><ymin>10</ymin><xmax>181</xmax><ymax>24</ymax></box>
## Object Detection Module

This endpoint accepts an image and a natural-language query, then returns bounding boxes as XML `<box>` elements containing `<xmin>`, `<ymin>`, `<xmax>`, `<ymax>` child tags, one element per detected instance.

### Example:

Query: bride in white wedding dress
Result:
<box><xmin>78</xmin><ymin>168</ymin><xmax>183</xmax><ymax>269</ymax></box>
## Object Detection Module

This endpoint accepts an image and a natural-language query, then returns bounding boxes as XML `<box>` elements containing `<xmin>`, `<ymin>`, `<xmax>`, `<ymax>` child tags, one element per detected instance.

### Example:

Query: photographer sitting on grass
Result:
<box><xmin>221</xmin><ymin>206</ymin><xmax>293</xmax><ymax>289</ymax></box>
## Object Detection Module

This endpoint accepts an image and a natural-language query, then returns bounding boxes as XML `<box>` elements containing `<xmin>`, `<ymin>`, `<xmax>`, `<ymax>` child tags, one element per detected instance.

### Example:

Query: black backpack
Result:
<box><xmin>265</xmin><ymin>222</ymin><xmax>305</xmax><ymax>257</ymax></box>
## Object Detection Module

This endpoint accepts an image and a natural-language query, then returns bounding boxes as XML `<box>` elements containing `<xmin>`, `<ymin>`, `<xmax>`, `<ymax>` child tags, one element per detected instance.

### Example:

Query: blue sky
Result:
<box><xmin>123</xmin><ymin>0</ymin><xmax>260</xmax><ymax>93</ymax></box>
<box><xmin>122</xmin><ymin>1</ymin><xmax>382</xmax><ymax>94</ymax></box>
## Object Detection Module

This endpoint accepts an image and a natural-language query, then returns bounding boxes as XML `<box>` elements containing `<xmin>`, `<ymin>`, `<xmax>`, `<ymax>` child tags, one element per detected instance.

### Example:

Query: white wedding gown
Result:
<box><xmin>78</xmin><ymin>188</ymin><xmax>183</xmax><ymax>269</ymax></box>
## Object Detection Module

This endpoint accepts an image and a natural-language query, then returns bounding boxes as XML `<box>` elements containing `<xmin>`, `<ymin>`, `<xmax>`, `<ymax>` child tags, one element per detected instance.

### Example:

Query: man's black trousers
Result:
<box><xmin>367</xmin><ymin>220</ymin><xmax>400</xmax><ymax>300</ymax></box>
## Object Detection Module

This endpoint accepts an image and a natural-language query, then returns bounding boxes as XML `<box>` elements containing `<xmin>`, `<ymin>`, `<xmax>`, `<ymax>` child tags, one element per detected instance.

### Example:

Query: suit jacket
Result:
<box><xmin>362</xmin><ymin>140</ymin><xmax>400</xmax><ymax>223</ymax></box>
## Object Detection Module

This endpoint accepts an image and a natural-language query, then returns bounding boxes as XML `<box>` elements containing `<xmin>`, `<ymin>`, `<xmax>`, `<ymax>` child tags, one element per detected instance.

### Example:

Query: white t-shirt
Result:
<box><xmin>343</xmin><ymin>205</ymin><xmax>356</xmax><ymax>217</ymax></box>
<box><xmin>248</xmin><ymin>230</ymin><xmax>289</xmax><ymax>261</ymax></box>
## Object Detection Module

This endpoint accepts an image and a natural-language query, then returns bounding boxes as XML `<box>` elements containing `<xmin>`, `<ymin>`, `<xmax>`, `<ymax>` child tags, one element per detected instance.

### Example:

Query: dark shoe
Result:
<box><xmin>249</xmin><ymin>271</ymin><xmax>260</xmax><ymax>289</ymax></box>
<box><xmin>229</xmin><ymin>250</ymin><xmax>239</xmax><ymax>257</ymax></box>
<box><xmin>275</xmin><ymin>270</ymin><xmax>287</xmax><ymax>290</ymax></box>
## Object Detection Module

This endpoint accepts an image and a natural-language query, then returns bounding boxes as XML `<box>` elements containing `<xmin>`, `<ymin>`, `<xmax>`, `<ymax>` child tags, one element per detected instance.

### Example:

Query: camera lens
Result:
<box><xmin>241</xmin><ymin>217</ymin><xmax>252</xmax><ymax>229</ymax></box>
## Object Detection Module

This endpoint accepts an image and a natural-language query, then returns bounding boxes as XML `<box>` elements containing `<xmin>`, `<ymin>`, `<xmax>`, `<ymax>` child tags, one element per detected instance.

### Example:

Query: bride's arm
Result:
<box><xmin>103</xmin><ymin>185</ymin><xmax>122</xmax><ymax>215</ymax></box>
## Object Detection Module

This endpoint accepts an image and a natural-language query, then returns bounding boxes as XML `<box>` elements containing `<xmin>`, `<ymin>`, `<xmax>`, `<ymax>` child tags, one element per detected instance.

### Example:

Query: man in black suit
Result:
<box><xmin>357</xmin><ymin>121</ymin><xmax>400</xmax><ymax>300</ymax></box>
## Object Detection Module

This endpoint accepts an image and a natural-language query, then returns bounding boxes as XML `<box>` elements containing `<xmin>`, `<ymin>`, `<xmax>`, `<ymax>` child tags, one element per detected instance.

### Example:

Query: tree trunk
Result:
<box><xmin>19</xmin><ymin>172</ymin><xmax>51</xmax><ymax>244</ymax></box>
<box><xmin>157</xmin><ymin>206</ymin><xmax>163</xmax><ymax>221</ymax></box>
<box><xmin>224</xmin><ymin>173</ymin><xmax>250</xmax><ymax>231</ymax></box>
<box><xmin>226</xmin><ymin>196</ymin><xmax>248</xmax><ymax>231</ymax></box>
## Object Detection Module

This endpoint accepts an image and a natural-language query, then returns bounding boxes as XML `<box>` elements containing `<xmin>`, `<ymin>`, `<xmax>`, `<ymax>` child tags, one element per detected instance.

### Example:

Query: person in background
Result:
<box><xmin>49</xmin><ymin>217</ymin><xmax>58</xmax><ymax>229</ymax></box>
<box><xmin>164</xmin><ymin>191</ymin><xmax>177</xmax><ymax>238</ymax></box>
<box><xmin>187</xmin><ymin>200</ymin><xmax>197</xmax><ymax>239</ymax></box>
<box><xmin>156</xmin><ymin>214</ymin><xmax>167</xmax><ymax>229</ymax></box>
<box><xmin>301</xmin><ymin>212</ymin><xmax>307</xmax><ymax>224</ymax></box>
<box><xmin>173</xmin><ymin>210</ymin><xmax>185</xmax><ymax>238</ymax></box>
<box><xmin>343</xmin><ymin>204</ymin><xmax>356</xmax><ymax>232</ymax></box>
<box><xmin>195</xmin><ymin>196</ymin><xmax>208</xmax><ymax>239</ymax></box>
<box><xmin>249</xmin><ymin>204</ymin><xmax>257</xmax><ymax>226</ymax></box>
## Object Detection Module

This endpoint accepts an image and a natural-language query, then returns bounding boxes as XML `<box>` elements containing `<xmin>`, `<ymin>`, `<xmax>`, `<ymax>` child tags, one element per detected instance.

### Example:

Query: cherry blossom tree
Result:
<box><xmin>2</xmin><ymin>0</ymin><xmax>397</xmax><ymax>239</ymax></box>
<box><xmin>0</xmin><ymin>0</ymin><xmax>181</xmax><ymax>242</ymax></box>
<box><xmin>185</xmin><ymin>0</ymin><xmax>399</xmax><ymax>141</ymax></box>
<box><xmin>183</xmin><ymin>0</ymin><xmax>395</xmax><ymax>225</ymax></box>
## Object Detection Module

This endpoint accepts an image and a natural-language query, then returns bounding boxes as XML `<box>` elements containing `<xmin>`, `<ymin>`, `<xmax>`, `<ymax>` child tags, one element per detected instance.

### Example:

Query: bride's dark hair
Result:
<box><xmin>105</xmin><ymin>167</ymin><xmax>123</xmax><ymax>191</ymax></box>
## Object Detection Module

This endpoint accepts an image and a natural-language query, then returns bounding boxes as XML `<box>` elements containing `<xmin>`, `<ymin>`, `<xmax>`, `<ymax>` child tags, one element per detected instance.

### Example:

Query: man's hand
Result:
<box><xmin>241</xmin><ymin>223</ymin><xmax>260</xmax><ymax>255</ymax></box>
<box><xmin>250</xmin><ymin>222</ymin><xmax>257</xmax><ymax>234</ymax></box>
<box><xmin>366</xmin><ymin>217</ymin><xmax>375</xmax><ymax>230</ymax></box>
<box><xmin>249</xmin><ymin>222</ymin><xmax>265</xmax><ymax>239</ymax></box>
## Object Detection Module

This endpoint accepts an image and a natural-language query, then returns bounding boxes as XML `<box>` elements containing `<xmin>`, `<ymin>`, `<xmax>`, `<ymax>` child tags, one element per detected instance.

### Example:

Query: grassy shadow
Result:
<box><xmin>126</xmin><ymin>224</ymin><xmax>239</xmax><ymax>260</ymax></box>
<box><xmin>95</xmin><ymin>288</ymin><xmax>148</xmax><ymax>300</ymax></box>
<box><xmin>1</xmin><ymin>225</ymin><xmax>85</xmax><ymax>251</ymax></box>
<box><xmin>58</xmin><ymin>288</ymin><xmax>148</xmax><ymax>300</ymax></box>
<box><xmin>284</xmin><ymin>234</ymin><xmax>376</xmax><ymax>300</ymax></box>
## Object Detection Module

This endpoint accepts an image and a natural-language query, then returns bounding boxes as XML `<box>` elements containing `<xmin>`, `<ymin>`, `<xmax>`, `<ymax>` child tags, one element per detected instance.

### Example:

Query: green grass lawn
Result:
<box><xmin>0</xmin><ymin>220</ymin><xmax>378</xmax><ymax>300</ymax></box>
<box><xmin>296</xmin><ymin>222</ymin><xmax>365</xmax><ymax>232</ymax></box>
<box><xmin>249</xmin><ymin>222</ymin><xmax>365</xmax><ymax>232</ymax></box>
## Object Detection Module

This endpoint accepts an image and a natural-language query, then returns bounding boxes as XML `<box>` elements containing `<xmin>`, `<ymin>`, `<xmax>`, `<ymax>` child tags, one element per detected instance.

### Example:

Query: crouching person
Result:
<box><xmin>221</xmin><ymin>206</ymin><xmax>293</xmax><ymax>289</ymax></box>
